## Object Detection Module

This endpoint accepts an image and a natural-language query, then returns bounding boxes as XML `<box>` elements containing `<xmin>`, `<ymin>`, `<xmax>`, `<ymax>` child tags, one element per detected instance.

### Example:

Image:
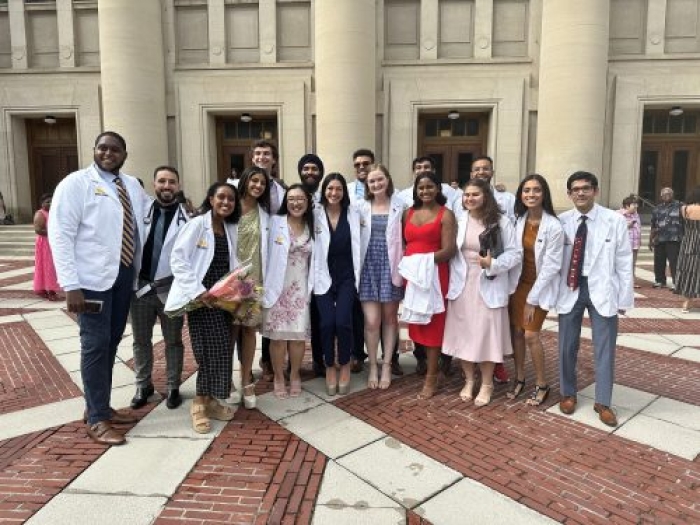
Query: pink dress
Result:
<box><xmin>33</xmin><ymin>209</ymin><xmax>60</xmax><ymax>295</ymax></box>
<box><xmin>442</xmin><ymin>216</ymin><xmax>512</xmax><ymax>363</ymax></box>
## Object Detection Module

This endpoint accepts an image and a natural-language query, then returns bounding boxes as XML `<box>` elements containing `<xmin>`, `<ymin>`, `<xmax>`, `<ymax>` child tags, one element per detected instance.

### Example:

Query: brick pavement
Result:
<box><xmin>1</xmin><ymin>263</ymin><xmax>699</xmax><ymax>524</ymax></box>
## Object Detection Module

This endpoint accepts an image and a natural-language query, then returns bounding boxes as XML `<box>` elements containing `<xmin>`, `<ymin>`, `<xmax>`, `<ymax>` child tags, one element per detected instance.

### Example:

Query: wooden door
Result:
<box><xmin>27</xmin><ymin>119</ymin><xmax>78</xmax><ymax>206</ymax></box>
<box><xmin>640</xmin><ymin>141</ymin><xmax>699</xmax><ymax>202</ymax></box>
<box><xmin>422</xmin><ymin>144</ymin><xmax>482</xmax><ymax>188</ymax></box>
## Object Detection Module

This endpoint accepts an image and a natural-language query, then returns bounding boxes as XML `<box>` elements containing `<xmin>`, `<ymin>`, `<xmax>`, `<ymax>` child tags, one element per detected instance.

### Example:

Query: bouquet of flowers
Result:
<box><xmin>166</xmin><ymin>262</ymin><xmax>263</xmax><ymax>319</ymax></box>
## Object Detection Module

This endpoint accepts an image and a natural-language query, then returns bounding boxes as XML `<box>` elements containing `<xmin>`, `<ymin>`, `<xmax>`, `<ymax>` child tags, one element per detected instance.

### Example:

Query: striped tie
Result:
<box><xmin>114</xmin><ymin>176</ymin><xmax>135</xmax><ymax>266</ymax></box>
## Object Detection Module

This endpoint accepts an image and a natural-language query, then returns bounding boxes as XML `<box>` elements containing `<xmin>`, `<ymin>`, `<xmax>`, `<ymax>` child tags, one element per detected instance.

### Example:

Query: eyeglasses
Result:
<box><xmin>354</xmin><ymin>161</ymin><xmax>371</xmax><ymax>168</ymax></box>
<box><xmin>569</xmin><ymin>185</ymin><xmax>594</xmax><ymax>194</ymax></box>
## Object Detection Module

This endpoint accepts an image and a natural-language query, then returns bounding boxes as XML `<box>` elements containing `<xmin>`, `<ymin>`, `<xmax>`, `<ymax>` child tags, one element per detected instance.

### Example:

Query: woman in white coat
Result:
<box><xmin>313</xmin><ymin>173</ymin><xmax>362</xmax><ymax>396</ymax></box>
<box><xmin>262</xmin><ymin>184</ymin><xmax>315</xmax><ymax>398</ymax></box>
<box><xmin>358</xmin><ymin>164</ymin><xmax>405</xmax><ymax>390</ymax></box>
<box><xmin>234</xmin><ymin>166</ymin><xmax>270</xmax><ymax>409</ymax></box>
<box><xmin>507</xmin><ymin>174</ymin><xmax>563</xmax><ymax>406</ymax></box>
<box><xmin>443</xmin><ymin>178</ymin><xmax>522</xmax><ymax>407</ymax></box>
<box><xmin>166</xmin><ymin>182</ymin><xmax>240</xmax><ymax>433</ymax></box>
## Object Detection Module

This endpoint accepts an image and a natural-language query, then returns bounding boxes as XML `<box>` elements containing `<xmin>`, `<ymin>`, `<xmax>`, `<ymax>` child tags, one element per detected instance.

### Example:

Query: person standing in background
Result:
<box><xmin>33</xmin><ymin>193</ymin><xmax>61</xmax><ymax>301</ymax></box>
<box><xmin>650</xmin><ymin>187</ymin><xmax>683</xmax><ymax>290</ymax></box>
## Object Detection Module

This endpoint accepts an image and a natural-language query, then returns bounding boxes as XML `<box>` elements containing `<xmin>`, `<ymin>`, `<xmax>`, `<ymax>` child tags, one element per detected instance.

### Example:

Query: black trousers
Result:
<box><xmin>653</xmin><ymin>241</ymin><xmax>680</xmax><ymax>285</ymax></box>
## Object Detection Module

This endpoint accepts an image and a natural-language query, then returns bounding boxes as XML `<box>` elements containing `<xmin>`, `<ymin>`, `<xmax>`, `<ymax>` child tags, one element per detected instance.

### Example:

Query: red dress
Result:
<box><xmin>403</xmin><ymin>206</ymin><xmax>449</xmax><ymax>347</ymax></box>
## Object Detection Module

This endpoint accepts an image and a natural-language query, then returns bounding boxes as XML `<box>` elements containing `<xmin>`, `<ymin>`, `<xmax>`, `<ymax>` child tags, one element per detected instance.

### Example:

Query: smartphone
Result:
<box><xmin>83</xmin><ymin>299</ymin><xmax>103</xmax><ymax>314</ymax></box>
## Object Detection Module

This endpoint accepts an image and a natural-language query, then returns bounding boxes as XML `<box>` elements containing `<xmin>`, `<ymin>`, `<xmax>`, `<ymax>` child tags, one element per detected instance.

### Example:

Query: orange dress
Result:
<box><xmin>509</xmin><ymin>221</ymin><xmax>548</xmax><ymax>331</ymax></box>
<box><xmin>403</xmin><ymin>207</ymin><xmax>449</xmax><ymax>347</ymax></box>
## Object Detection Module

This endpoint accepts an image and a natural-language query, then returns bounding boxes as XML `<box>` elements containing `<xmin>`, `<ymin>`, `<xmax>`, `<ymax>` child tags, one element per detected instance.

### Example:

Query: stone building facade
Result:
<box><xmin>1</xmin><ymin>0</ymin><xmax>700</xmax><ymax>220</ymax></box>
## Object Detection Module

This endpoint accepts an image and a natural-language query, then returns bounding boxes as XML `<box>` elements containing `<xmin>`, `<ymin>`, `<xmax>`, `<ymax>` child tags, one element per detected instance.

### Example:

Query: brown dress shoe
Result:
<box><xmin>83</xmin><ymin>407</ymin><xmax>138</xmax><ymax>425</ymax></box>
<box><xmin>110</xmin><ymin>408</ymin><xmax>138</xmax><ymax>424</ymax></box>
<box><xmin>559</xmin><ymin>396</ymin><xmax>577</xmax><ymax>415</ymax></box>
<box><xmin>594</xmin><ymin>403</ymin><xmax>618</xmax><ymax>427</ymax></box>
<box><xmin>86</xmin><ymin>421</ymin><xmax>126</xmax><ymax>446</ymax></box>
<box><xmin>391</xmin><ymin>361</ymin><xmax>404</xmax><ymax>376</ymax></box>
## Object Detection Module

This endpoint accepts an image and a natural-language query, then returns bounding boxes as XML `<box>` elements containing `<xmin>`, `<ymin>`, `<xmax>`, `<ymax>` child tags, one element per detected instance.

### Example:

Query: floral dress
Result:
<box><xmin>262</xmin><ymin>224</ymin><xmax>312</xmax><ymax>341</ymax></box>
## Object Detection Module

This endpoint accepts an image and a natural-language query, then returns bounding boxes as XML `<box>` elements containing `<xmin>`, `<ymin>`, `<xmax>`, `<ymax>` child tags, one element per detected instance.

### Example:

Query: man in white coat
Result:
<box><xmin>49</xmin><ymin>131</ymin><xmax>147</xmax><ymax>446</ymax></box>
<box><xmin>130</xmin><ymin>166</ymin><xmax>189</xmax><ymax>410</ymax></box>
<box><xmin>557</xmin><ymin>171</ymin><xmax>634</xmax><ymax>427</ymax></box>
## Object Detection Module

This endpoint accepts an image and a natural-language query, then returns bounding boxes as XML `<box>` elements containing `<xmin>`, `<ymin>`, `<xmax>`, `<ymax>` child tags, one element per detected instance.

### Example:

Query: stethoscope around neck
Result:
<box><xmin>143</xmin><ymin>203</ymin><xmax>188</xmax><ymax>227</ymax></box>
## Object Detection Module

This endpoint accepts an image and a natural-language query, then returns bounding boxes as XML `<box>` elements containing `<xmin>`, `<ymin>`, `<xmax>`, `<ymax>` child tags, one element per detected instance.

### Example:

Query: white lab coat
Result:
<box><xmin>347</xmin><ymin>180</ymin><xmax>365</xmax><ymax>205</ymax></box>
<box><xmin>164</xmin><ymin>211</ymin><xmax>238</xmax><ymax>314</ymax></box>
<box><xmin>494</xmin><ymin>189</ymin><xmax>517</xmax><ymax>224</ymax></box>
<box><xmin>312</xmin><ymin>204</ymin><xmax>362</xmax><ymax>295</ymax></box>
<box><xmin>263</xmin><ymin>215</ymin><xmax>315</xmax><ymax>308</ymax></box>
<box><xmin>512</xmin><ymin>211</ymin><xmax>564</xmax><ymax>311</ymax></box>
<box><xmin>556</xmin><ymin>204</ymin><xmax>634</xmax><ymax>317</ymax></box>
<box><xmin>138</xmin><ymin>200</ymin><xmax>190</xmax><ymax>302</ymax></box>
<box><xmin>398</xmin><ymin>253</ymin><xmax>445</xmax><ymax>324</ymax></box>
<box><xmin>48</xmin><ymin>164</ymin><xmax>147</xmax><ymax>292</ymax></box>
<box><xmin>358</xmin><ymin>195</ymin><xmax>406</xmax><ymax>287</ymax></box>
<box><xmin>446</xmin><ymin>213</ymin><xmax>522</xmax><ymax>308</ymax></box>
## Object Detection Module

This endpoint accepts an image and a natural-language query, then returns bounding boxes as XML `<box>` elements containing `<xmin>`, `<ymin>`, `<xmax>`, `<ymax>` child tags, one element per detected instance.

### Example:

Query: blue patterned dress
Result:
<box><xmin>359</xmin><ymin>214</ymin><xmax>404</xmax><ymax>303</ymax></box>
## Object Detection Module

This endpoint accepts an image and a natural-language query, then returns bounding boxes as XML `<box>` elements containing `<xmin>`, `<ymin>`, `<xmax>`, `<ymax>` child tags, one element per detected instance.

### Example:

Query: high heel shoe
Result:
<box><xmin>338</xmin><ymin>363</ymin><xmax>351</xmax><ymax>395</ymax></box>
<box><xmin>243</xmin><ymin>381</ymin><xmax>257</xmax><ymax>409</ymax></box>
<box><xmin>325</xmin><ymin>367</ymin><xmax>337</xmax><ymax>397</ymax></box>
<box><xmin>474</xmin><ymin>384</ymin><xmax>494</xmax><ymax>407</ymax></box>
<box><xmin>459</xmin><ymin>380</ymin><xmax>475</xmax><ymax>402</ymax></box>
<box><xmin>418</xmin><ymin>374</ymin><xmax>438</xmax><ymax>400</ymax></box>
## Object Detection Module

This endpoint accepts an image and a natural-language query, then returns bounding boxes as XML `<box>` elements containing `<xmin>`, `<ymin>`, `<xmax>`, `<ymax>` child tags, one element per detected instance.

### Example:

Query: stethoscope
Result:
<box><xmin>143</xmin><ymin>203</ymin><xmax>188</xmax><ymax>227</ymax></box>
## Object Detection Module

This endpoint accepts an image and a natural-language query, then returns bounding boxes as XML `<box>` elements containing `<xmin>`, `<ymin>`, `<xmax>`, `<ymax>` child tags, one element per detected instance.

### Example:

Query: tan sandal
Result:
<box><xmin>190</xmin><ymin>402</ymin><xmax>211</xmax><ymax>433</ymax></box>
<box><xmin>207</xmin><ymin>399</ymin><xmax>236</xmax><ymax>421</ymax></box>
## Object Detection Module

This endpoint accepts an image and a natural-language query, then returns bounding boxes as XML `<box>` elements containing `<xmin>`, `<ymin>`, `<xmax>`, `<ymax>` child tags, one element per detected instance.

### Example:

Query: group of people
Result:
<box><xmin>48</xmin><ymin>130</ymin><xmax>642</xmax><ymax>447</ymax></box>
<box><xmin>646</xmin><ymin>187</ymin><xmax>700</xmax><ymax>312</ymax></box>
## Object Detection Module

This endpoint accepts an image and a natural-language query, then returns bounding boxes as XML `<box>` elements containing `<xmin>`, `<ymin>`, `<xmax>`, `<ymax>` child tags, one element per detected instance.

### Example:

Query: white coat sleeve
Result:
<box><xmin>526</xmin><ymin>221</ymin><xmax>564</xmax><ymax>306</ymax></box>
<box><xmin>484</xmin><ymin>219</ymin><xmax>522</xmax><ymax>277</ymax></box>
<box><xmin>48</xmin><ymin>175</ymin><xmax>84</xmax><ymax>291</ymax></box>
<box><xmin>169</xmin><ymin>219</ymin><xmax>207</xmax><ymax>304</ymax></box>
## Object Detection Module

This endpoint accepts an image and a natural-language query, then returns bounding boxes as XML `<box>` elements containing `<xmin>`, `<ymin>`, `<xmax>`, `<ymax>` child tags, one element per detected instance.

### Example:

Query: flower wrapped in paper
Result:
<box><xmin>166</xmin><ymin>262</ymin><xmax>262</xmax><ymax>318</ymax></box>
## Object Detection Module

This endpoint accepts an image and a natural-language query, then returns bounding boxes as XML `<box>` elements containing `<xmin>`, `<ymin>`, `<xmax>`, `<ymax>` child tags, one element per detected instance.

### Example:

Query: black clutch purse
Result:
<box><xmin>478</xmin><ymin>224</ymin><xmax>503</xmax><ymax>280</ymax></box>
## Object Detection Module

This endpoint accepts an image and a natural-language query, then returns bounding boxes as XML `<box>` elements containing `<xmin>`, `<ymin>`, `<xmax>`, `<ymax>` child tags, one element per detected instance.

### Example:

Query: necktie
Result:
<box><xmin>567</xmin><ymin>215</ymin><xmax>588</xmax><ymax>291</ymax></box>
<box><xmin>114</xmin><ymin>176</ymin><xmax>135</xmax><ymax>266</ymax></box>
<box><xmin>270</xmin><ymin>181</ymin><xmax>280</xmax><ymax>213</ymax></box>
<box><xmin>149</xmin><ymin>209</ymin><xmax>165</xmax><ymax>280</ymax></box>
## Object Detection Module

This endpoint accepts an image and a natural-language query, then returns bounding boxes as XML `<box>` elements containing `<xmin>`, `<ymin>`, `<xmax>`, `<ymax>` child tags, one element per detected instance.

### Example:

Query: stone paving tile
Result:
<box><xmin>337</xmin><ymin>436</ymin><xmax>461</xmax><ymax>509</ymax></box>
<box><xmin>278</xmin><ymin>403</ymin><xmax>385</xmax><ymax>459</ymax></box>
<box><xmin>69</xmin><ymin>436</ymin><xmax>214</xmax><ymax>496</ymax></box>
<box><xmin>641</xmin><ymin>396</ymin><xmax>700</xmax><ymax>432</ymax></box>
<box><xmin>415</xmin><ymin>477</ymin><xmax>558</xmax><ymax>525</ymax></box>
<box><xmin>615</xmin><ymin>414</ymin><xmax>700</xmax><ymax>461</ymax></box>
<box><xmin>26</xmin><ymin>493</ymin><xmax>167</xmax><ymax>525</ymax></box>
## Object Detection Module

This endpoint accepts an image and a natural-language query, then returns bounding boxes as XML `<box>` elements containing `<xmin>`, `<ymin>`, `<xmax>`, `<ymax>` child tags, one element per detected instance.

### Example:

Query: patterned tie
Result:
<box><xmin>567</xmin><ymin>215</ymin><xmax>588</xmax><ymax>291</ymax></box>
<box><xmin>114</xmin><ymin>176</ymin><xmax>135</xmax><ymax>266</ymax></box>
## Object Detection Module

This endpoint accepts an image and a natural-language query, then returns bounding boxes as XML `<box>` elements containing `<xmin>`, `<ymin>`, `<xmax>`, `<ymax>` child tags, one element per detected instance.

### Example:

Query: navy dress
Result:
<box><xmin>317</xmin><ymin>207</ymin><xmax>356</xmax><ymax>367</ymax></box>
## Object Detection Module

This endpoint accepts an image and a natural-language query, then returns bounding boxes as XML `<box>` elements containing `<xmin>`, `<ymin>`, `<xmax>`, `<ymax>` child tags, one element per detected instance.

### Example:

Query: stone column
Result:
<box><xmin>97</xmin><ymin>0</ymin><xmax>168</xmax><ymax>179</ymax></box>
<box><xmin>535</xmin><ymin>0</ymin><xmax>610</xmax><ymax>208</ymax></box>
<box><xmin>314</xmin><ymin>0</ymin><xmax>376</xmax><ymax>173</ymax></box>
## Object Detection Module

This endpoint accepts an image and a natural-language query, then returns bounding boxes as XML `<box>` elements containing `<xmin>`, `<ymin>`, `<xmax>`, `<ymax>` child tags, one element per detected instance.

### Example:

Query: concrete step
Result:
<box><xmin>0</xmin><ymin>225</ymin><xmax>37</xmax><ymax>257</ymax></box>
